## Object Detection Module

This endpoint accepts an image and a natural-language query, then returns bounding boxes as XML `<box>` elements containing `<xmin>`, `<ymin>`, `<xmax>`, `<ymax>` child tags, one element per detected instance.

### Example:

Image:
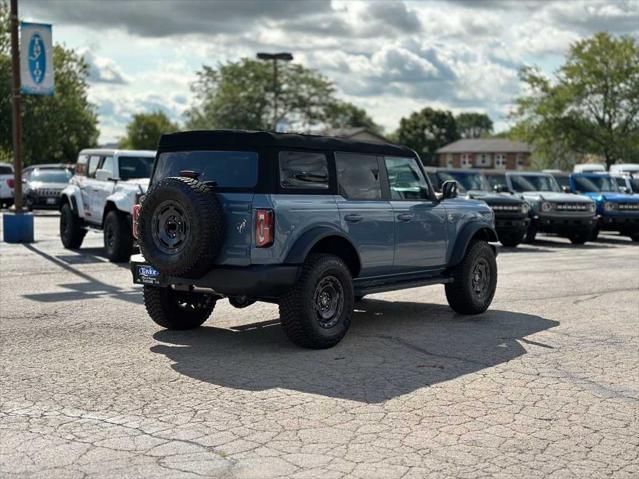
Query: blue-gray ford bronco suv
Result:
<box><xmin>131</xmin><ymin>130</ymin><xmax>498</xmax><ymax>349</ymax></box>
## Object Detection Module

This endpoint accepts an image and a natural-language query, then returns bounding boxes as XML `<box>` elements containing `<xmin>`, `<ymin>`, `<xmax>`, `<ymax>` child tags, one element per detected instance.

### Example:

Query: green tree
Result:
<box><xmin>185</xmin><ymin>58</ymin><xmax>371</xmax><ymax>133</ymax></box>
<box><xmin>456</xmin><ymin>112</ymin><xmax>493</xmax><ymax>138</ymax></box>
<box><xmin>325</xmin><ymin>101</ymin><xmax>383</xmax><ymax>134</ymax></box>
<box><xmin>120</xmin><ymin>111</ymin><xmax>178</xmax><ymax>150</ymax></box>
<box><xmin>0</xmin><ymin>2</ymin><xmax>99</xmax><ymax>166</ymax></box>
<box><xmin>512</xmin><ymin>32</ymin><xmax>639</xmax><ymax>168</ymax></box>
<box><xmin>396</xmin><ymin>107</ymin><xmax>459</xmax><ymax>165</ymax></box>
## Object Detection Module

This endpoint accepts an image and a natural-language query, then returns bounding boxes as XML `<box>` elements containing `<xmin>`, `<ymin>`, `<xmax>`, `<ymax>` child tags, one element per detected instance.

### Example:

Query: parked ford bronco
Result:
<box><xmin>569</xmin><ymin>173</ymin><xmax>639</xmax><ymax>241</ymax></box>
<box><xmin>427</xmin><ymin>168</ymin><xmax>530</xmax><ymax>247</ymax></box>
<box><xmin>130</xmin><ymin>131</ymin><xmax>499</xmax><ymax>349</ymax></box>
<box><xmin>60</xmin><ymin>149</ymin><xmax>155</xmax><ymax>262</ymax></box>
<box><xmin>505</xmin><ymin>172</ymin><xmax>597</xmax><ymax>244</ymax></box>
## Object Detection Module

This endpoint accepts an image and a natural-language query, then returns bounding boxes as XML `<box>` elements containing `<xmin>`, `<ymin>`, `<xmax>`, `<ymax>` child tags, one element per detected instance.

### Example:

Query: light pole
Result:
<box><xmin>10</xmin><ymin>0</ymin><xmax>23</xmax><ymax>213</ymax></box>
<box><xmin>256</xmin><ymin>52</ymin><xmax>293</xmax><ymax>131</ymax></box>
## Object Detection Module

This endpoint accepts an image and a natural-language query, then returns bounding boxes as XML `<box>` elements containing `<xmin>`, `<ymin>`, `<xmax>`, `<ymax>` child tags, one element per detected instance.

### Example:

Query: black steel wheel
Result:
<box><xmin>279</xmin><ymin>254</ymin><xmax>354</xmax><ymax>349</ymax></box>
<box><xmin>445</xmin><ymin>241</ymin><xmax>497</xmax><ymax>315</ymax></box>
<box><xmin>60</xmin><ymin>202</ymin><xmax>86</xmax><ymax>249</ymax></box>
<box><xmin>143</xmin><ymin>285</ymin><xmax>216</xmax><ymax>330</ymax></box>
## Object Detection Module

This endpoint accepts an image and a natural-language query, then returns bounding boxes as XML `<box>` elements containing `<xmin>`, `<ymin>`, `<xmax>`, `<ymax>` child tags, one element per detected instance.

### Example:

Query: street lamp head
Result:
<box><xmin>257</xmin><ymin>52</ymin><xmax>293</xmax><ymax>62</ymax></box>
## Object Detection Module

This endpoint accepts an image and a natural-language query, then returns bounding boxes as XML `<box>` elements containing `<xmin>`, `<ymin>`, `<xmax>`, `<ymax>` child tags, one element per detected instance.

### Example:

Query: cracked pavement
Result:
<box><xmin>1</xmin><ymin>213</ymin><xmax>638</xmax><ymax>478</ymax></box>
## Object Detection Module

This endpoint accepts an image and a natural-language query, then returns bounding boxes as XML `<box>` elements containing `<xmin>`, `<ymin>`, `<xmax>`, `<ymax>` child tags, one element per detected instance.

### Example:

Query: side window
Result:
<box><xmin>75</xmin><ymin>155</ymin><xmax>88</xmax><ymax>176</ymax></box>
<box><xmin>384</xmin><ymin>156</ymin><xmax>431</xmax><ymax>200</ymax></box>
<box><xmin>335</xmin><ymin>152</ymin><xmax>381</xmax><ymax>200</ymax></box>
<box><xmin>100</xmin><ymin>156</ymin><xmax>115</xmax><ymax>177</ymax></box>
<box><xmin>88</xmin><ymin>156</ymin><xmax>101</xmax><ymax>178</ymax></box>
<box><xmin>279</xmin><ymin>151</ymin><xmax>329</xmax><ymax>190</ymax></box>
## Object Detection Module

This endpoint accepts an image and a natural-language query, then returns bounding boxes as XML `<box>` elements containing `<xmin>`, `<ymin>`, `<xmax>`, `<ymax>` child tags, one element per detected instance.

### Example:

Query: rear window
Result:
<box><xmin>118</xmin><ymin>156</ymin><xmax>154</xmax><ymax>180</ymax></box>
<box><xmin>154</xmin><ymin>151</ymin><xmax>258</xmax><ymax>188</ymax></box>
<box><xmin>0</xmin><ymin>165</ymin><xmax>12</xmax><ymax>175</ymax></box>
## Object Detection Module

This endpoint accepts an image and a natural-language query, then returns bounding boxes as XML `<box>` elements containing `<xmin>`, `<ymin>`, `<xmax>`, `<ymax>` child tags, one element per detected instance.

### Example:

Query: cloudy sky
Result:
<box><xmin>20</xmin><ymin>0</ymin><xmax>639</xmax><ymax>144</ymax></box>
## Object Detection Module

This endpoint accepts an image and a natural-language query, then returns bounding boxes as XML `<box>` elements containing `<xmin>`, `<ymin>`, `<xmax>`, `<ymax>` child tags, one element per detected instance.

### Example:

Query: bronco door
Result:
<box><xmin>383</xmin><ymin>156</ymin><xmax>448</xmax><ymax>272</ymax></box>
<box><xmin>334</xmin><ymin>152</ymin><xmax>394</xmax><ymax>277</ymax></box>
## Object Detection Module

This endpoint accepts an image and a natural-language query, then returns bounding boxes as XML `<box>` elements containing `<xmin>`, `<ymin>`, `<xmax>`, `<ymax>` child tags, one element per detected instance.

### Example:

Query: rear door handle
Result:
<box><xmin>344</xmin><ymin>214</ymin><xmax>363</xmax><ymax>223</ymax></box>
<box><xmin>397</xmin><ymin>213</ymin><xmax>413</xmax><ymax>222</ymax></box>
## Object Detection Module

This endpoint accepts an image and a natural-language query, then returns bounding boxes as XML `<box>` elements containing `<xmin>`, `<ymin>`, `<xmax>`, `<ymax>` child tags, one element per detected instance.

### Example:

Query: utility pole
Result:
<box><xmin>10</xmin><ymin>0</ymin><xmax>23</xmax><ymax>213</ymax></box>
<box><xmin>256</xmin><ymin>52</ymin><xmax>293</xmax><ymax>131</ymax></box>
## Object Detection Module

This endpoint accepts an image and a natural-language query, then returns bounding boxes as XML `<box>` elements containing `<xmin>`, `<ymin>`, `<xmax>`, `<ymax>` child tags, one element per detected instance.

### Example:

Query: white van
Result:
<box><xmin>573</xmin><ymin>163</ymin><xmax>606</xmax><ymax>173</ymax></box>
<box><xmin>609</xmin><ymin>163</ymin><xmax>639</xmax><ymax>176</ymax></box>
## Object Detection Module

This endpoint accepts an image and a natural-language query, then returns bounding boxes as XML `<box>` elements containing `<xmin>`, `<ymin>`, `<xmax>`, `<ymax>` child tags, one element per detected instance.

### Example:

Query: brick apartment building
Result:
<box><xmin>436</xmin><ymin>139</ymin><xmax>532</xmax><ymax>170</ymax></box>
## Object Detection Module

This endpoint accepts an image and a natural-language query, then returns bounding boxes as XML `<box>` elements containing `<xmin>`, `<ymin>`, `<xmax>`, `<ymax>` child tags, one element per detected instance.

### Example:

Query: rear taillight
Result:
<box><xmin>132</xmin><ymin>204</ymin><xmax>141</xmax><ymax>239</ymax></box>
<box><xmin>255</xmin><ymin>209</ymin><xmax>274</xmax><ymax>248</ymax></box>
<box><xmin>6</xmin><ymin>179</ymin><xmax>14</xmax><ymax>188</ymax></box>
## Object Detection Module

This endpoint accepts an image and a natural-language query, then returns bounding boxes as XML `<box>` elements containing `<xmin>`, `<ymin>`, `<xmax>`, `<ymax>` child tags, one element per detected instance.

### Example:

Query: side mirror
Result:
<box><xmin>95</xmin><ymin>169</ymin><xmax>118</xmax><ymax>182</ymax></box>
<box><xmin>562</xmin><ymin>185</ymin><xmax>571</xmax><ymax>193</ymax></box>
<box><xmin>441</xmin><ymin>180</ymin><xmax>458</xmax><ymax>200</ymax></box>
<box><xmin>619</xmin><ymin>186</ymin><xmax>629</xmax><ymax>194</ymax></box>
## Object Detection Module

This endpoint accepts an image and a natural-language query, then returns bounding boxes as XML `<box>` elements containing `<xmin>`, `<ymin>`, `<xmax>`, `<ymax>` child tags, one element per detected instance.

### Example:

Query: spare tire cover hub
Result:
<box><xmin>152</xmin><ymin>200</ymin><xmax>189</xmax><ymax>254</ymax></box>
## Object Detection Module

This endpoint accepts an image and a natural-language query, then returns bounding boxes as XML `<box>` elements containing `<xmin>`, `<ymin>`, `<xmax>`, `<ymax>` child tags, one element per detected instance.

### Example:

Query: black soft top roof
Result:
<box><xmin>158</xmin><ymin>129</ymin><xmax>415</xmax><ymax>157</ymax></box>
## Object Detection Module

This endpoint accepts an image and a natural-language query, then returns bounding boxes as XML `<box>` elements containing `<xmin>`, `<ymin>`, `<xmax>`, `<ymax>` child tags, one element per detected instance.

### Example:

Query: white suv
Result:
<box><xmin>60</xmin><ymin>149</ymin><xmax>155</xmax><ymax>261</ymax></box>
<box><xmin>0</xmin><ymin>163</ymin><xmax>14</xmax><ymax>208</ymax></box>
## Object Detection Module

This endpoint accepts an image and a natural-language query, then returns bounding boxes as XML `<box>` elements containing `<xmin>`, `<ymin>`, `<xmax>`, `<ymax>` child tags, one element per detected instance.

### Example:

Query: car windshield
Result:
<box><xmin>553</xmin><ymin>175</ymin><xmax>570</xmax><ymax>189</ymax></box>
<box><xmin>153</xmin><ymin>150</ymin><xmax>258</xmax><ymax>188</ymax></box>
<box><xmin>435</xmin><ymin>171</ymin><xmax>489</xmax><ymax>193</ymax></box>
<box><xmin>28</xmin><ymin>169</ymin><xmax>72</xmax><ymax>182</ymax></box>
<box><xmin>118</xmin><ymin>156</ymin><xmax>155</xmax><ymax>180</ymax></box>
<box><xmin>573</xmin><ymin>175</ymin><xmax>618</xmax><ymax>193</ymax></box>
<box><xmin>509</xmin><ymin>174</ymin><xmax>560</xmax><ymax>192</ymax></box>
<box><xmin>485</xmin><ymin>173</ymin><xmax>507</xmax><ymax>190</ymax></box>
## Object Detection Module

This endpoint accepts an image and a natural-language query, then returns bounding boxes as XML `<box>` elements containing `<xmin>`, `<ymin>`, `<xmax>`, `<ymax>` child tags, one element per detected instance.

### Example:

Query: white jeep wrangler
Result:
<box><xmin>60</xmin><ymin>149</ymin><xmax>155</xmax><ymax>261</ymax></box>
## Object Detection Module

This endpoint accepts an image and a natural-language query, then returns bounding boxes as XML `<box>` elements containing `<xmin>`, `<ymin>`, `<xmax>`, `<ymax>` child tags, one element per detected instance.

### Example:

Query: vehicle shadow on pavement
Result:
<box><xmin>532</xmin><ymin>238</ymin><xmax>615</xmax><ymax>249</ymax></box>
<box><xmin>151</xmin><ymin>300</ymin><xmax>558</xmax><ymax>403</ymax></box>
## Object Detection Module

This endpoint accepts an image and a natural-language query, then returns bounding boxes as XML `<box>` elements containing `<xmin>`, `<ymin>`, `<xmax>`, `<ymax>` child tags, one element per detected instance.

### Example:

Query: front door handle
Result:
<box><xmin>344</xmin><ymin>214</ymin><xmax>363</xmax><ymax>223</ymax></box>
<box><xmin>397</xmin><ymin>213</ymin><xmax>413</xmax><ymax>222</ymax></box>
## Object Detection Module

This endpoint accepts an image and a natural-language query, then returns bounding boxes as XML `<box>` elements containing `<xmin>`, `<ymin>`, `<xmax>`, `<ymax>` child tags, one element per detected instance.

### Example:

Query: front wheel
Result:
<box><xmin>60</xmin><ymin>202</ymin><xmax>86</xmax><ymax>249</ymax></box>
<box><xmin>524</xmin><ymin>225</ymin><xmax>537</xmax><ymax>243</ymax></box>
<box><xmin>499</xmin><ymin>233</ymin><xmax>524</xmax><ymax>248</ymax></box>
<box><xmin>143</xmin><ymin>286</ymin><xmax>216</xmax><ymax>330</ymax></box>
<box><xmin>629</xmin><ymin>233</ymin><xmax>639</xmax><ymax>242</ymax></box>
<box><xmin>445</xmin><ymin>241</ymin><xmax>497</xmax><ymax>315</ymax></box>
<box><xmin>279</xmin><ymin>254</ymin><xmax>354</xmax><ymax>349</ymax></box>
<box><xmin>104</xmin><ymin>210</ymin><xmax>133</xmax><ymax>262</ymax></box>
<box><xmin>569</xmin><ymin>232</ymin><xmax>589</xmax><ymax>245</ymax></box>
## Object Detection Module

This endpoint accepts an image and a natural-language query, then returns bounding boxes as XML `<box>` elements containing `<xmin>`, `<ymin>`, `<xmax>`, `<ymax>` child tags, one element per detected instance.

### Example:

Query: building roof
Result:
<box><xmin>436</xmin><ymin>139</ymin><xmax>532</xmax><ymax>154</ymax></box>
<box><xmin>159</xmin><ymin>129</ymin><xmax>413</xmax><ymax>157</ymax></box>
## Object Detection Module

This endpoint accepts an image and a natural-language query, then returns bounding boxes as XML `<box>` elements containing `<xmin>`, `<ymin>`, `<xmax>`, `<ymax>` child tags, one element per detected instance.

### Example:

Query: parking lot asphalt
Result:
<box><xmin>1</xmin><ymin>213</ymin><xmax>638</xmax><ymax>478</ymax></box>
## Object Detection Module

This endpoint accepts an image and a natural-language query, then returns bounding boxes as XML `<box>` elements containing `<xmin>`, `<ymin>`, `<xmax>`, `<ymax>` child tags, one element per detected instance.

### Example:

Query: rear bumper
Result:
<box><xmin>130</xmin><ymin>255</ymin><xmax>299</xmax><ymax>297</ymax></box>
<box><xmin>533</xmin><ymin>215</ymin><xmax>597</xmax><ymax>234</ymax></box>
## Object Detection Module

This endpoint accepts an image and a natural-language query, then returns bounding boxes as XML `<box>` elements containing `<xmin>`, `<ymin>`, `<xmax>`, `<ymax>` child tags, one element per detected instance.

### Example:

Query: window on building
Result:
<box><xmin>475</xmin><ymin>153</ymin><xmax>491</xmax><ymax>168</ymax></box>
<box><xmin>516</xmin><ymin>153</ymin><xmax>525</xmax><ymax>170</ymax></box>
<box><xmin>461</xmin><ymin>154</ymin><xmax>472</xmax><ymax>168</ymax></box>
<box><xmin>495</xmin><ymin>154</ymin><xmax>507</xmax><ymax>169</ymax></box>
<box><xmin>446</xmin><ymin>154</ymin><xmax>453</xmax><ymax>168</ymax></box>
<box><xmin>335</xmin><ymin>152</ymin><xmax>381</xmax><ymax>200</ymax></box>
<box><xmin>279</xmin><ymin>151</ymin><xmax>329</xmax><ymax>190</ymax></box>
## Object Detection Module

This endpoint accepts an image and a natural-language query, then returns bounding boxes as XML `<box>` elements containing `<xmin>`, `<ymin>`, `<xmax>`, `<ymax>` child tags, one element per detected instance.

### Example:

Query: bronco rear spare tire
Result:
<box><xmin>138</xmin><ymin>177</ymin><xmax>224</xmax><ymax>278</ymax></box>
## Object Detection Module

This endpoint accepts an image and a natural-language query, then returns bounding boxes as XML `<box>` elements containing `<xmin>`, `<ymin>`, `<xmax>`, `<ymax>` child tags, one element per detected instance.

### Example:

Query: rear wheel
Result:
<box><xmin>445</xmin><ymin>241</ymin><xmax>497</xmax><ymax>315</ymax></box>
<box><xmin>279</xmin><ymin>254</ymin><xmax>354</xmax><ymax>349</ymax></box>
<box><xmin>629</xmin><ymin>233</ymin><xmax>639</xmax><ymax>242</ymax></box>
<box><xmin>103</xmin><ymin>210</ymin><xmax>133</xmax><ymax>262</ymax></box>
<box><xmin>143</xmin><ymin>285</ymin><xmax>216</xmax><ymax>330</ymax></box>
<box><xmin>60</xmin><ymin>202</ymin><xmax>86</xmax><ymax>249</ymax></box>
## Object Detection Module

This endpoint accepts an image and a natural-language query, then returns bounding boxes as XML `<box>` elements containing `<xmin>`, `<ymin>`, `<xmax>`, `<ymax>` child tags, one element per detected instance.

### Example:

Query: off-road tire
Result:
<box><xmin>138</xmin><ymin>177</ymin><xmax>224</xmax><ymax>278</ymax></box>
<box><xmin>524</xmin><ymin>225</ymin><xmax>537</xmax><ymax>243</ymax></box>
<box><xmin>143</xmin><ymin>285</ymin><xmax>216</xmax><ymax>330</ymax></box>
<box><xmin>499</xmin><ymin>233</ymin><xmax>523</xmax><ymax>248</ymax></box>
<box><xmin>279</xmin><ymin>254</ymin><xmax>354</xmax><ymax>349</ymax></box>
<box><xmin>629</xmin><ymin>233</ymin><xmax>639</xmax><ymax>242</ymax></box>
<box><xmin>60</xmin><ymin>202</ymin><xmax>86</xmax><ymax>249</ymax></box>
<box><xmin>445</xmin><ymin>241</ymin><xmax>497</xmax><ymax>315</ymax></box>
<box><xmin>569</xmin><ymin>232</ymin><xmax>589</xmax><ymax>245</ymax></box>
<box><xmin>590</xmin><ymin>227</ymin><xmax>600</xmax><ymax>241</ymax></box>
<box><xmin>103</xmin><ymin>210</ymin><xmax>134</xmax><ymax>262</ymax></box>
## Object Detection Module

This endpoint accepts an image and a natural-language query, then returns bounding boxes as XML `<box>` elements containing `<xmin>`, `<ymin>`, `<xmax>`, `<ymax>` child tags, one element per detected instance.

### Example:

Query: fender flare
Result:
<box><xmin>104</xmin><ymin>189</ymin><xmax>134</xmax><ymax>222</ymax></box>
<box><xmin>448</xmin><ymin>221</ymin><xmax>498</xmax><ymax>267</ymax></box>
<box><xmin>284</xmin><ymin>225</ymin><xmax>361</xmax><ymax>267</ymax></box>
<box><xmin>60</xmin><ymin>184</ymin><xmax>85</xmax><ymax>218</ymax></box>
